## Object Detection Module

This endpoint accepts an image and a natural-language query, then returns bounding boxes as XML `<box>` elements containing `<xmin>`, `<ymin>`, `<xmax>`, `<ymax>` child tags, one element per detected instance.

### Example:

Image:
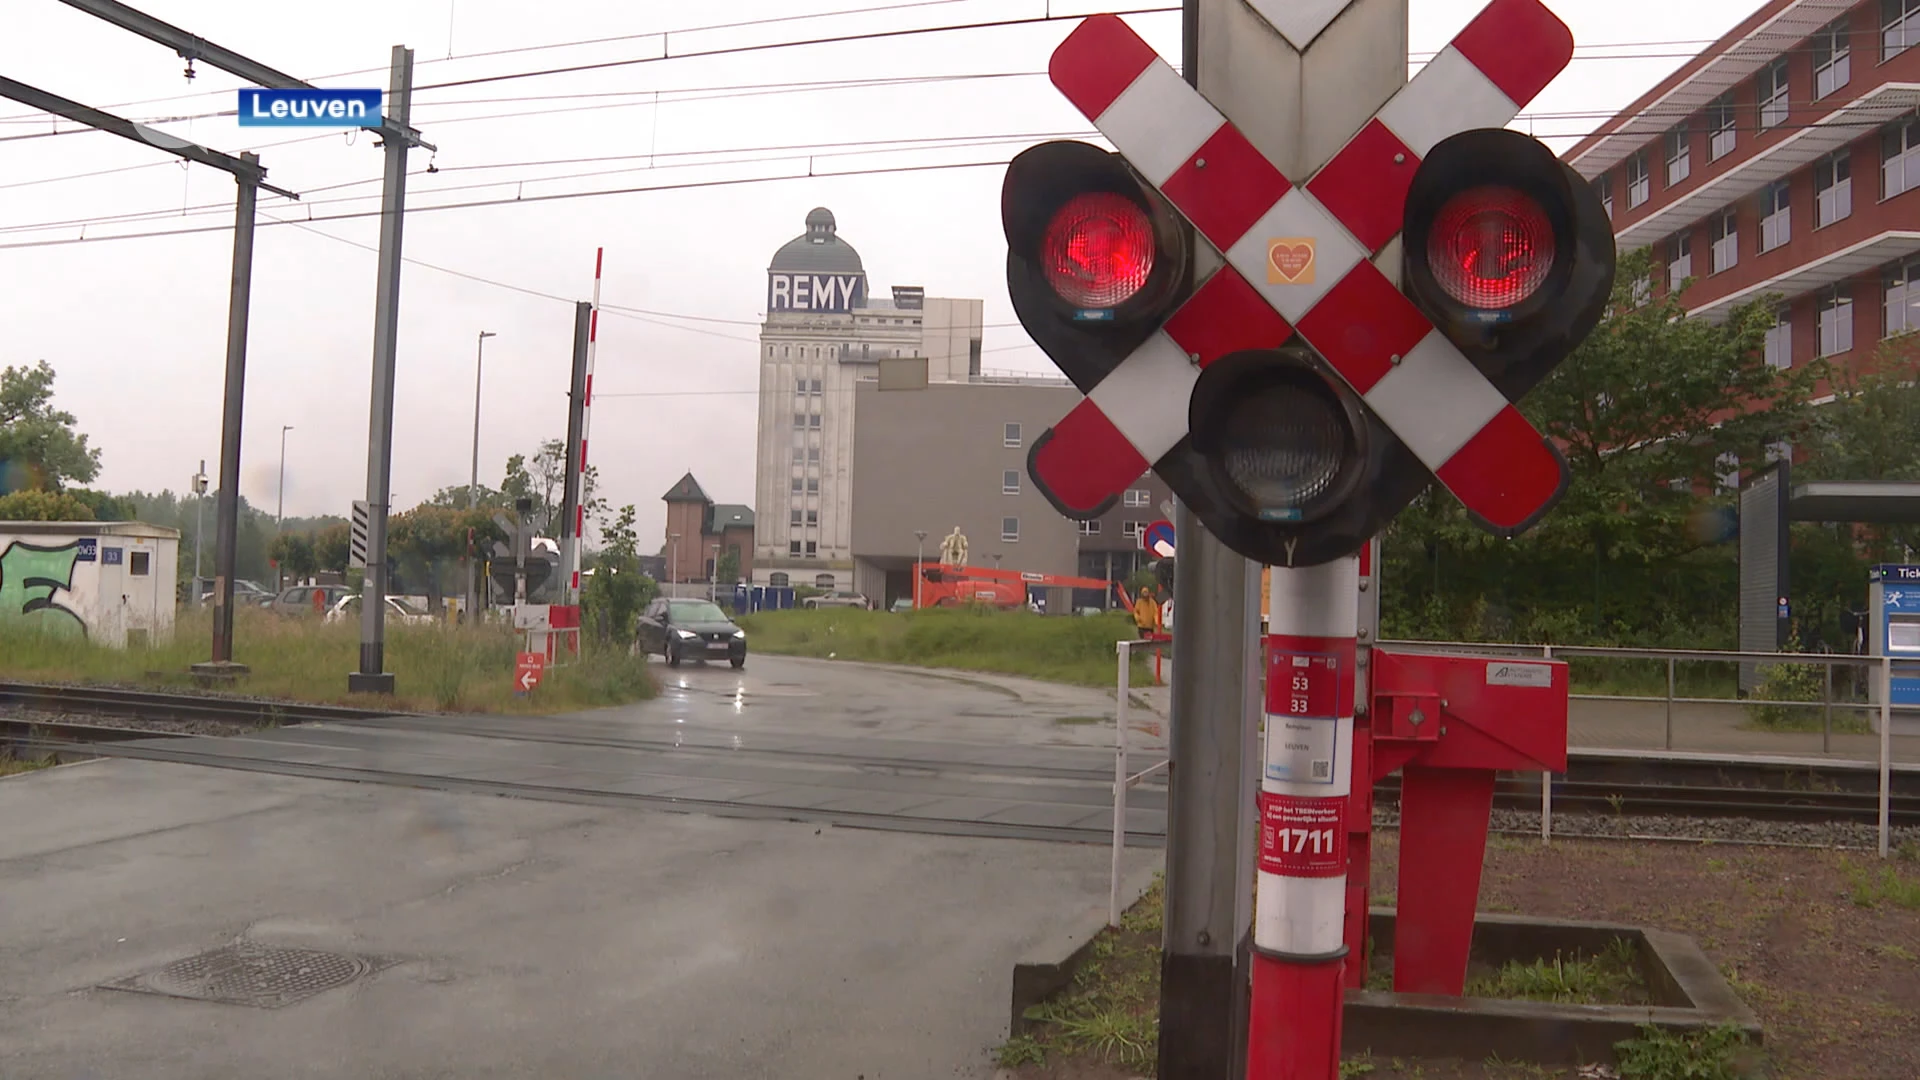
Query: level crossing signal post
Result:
<box><xmin>1002</xmin><ymin>1</ymin><xmax>1616</xmax><ymax>1075</ymax></box>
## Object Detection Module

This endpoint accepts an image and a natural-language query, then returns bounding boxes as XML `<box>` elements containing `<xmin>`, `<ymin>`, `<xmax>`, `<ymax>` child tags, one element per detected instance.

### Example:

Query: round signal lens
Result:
<box><xmin>1041</xmin><ymin>192</ymin><xmax>1156</xmax><ymax>309</ymax></box>
<box><xmin>1427</xmin><ymin>185</ymin><xmax>1555</xmax><ymax>310</ymax></box>
<box><xmin>1217</xmin><ymin>379</ymin><xmax>1349</xmax><ymax>521</ymax></box>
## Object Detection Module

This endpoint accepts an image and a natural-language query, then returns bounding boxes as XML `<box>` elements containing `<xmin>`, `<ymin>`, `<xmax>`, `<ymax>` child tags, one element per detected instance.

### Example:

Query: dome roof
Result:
<box><xmin>769</xmin><ymin>206</ymin><xmax>864</xmax><ymax>276</ymax></box>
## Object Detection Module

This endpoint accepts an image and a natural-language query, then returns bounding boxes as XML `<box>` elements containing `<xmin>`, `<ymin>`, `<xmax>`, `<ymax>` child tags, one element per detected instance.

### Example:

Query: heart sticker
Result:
<box><xmin>1266</xmin><ymin>239</ymin><xmax>1316</xmax><ymax>285</ymax></box>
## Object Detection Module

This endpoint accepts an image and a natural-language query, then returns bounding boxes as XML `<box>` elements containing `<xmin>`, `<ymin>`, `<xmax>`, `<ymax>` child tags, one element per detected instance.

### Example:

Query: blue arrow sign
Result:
<box><xmin>1142</xmin><ymin>519</ymin><xmax>1176</xmax><ymax>558</ymax></box>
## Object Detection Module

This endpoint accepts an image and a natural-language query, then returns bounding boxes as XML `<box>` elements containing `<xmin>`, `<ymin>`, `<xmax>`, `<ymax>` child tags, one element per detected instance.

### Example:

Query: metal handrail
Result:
<box><xmin>1110</xmin><ymin>638</ymin><xmax>1170</xmax><ymax>927</ymax></box>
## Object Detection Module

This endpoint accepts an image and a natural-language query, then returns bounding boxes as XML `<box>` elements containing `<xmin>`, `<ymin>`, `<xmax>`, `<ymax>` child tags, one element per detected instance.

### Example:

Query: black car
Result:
<box><xmin>637</xmin><ymin>597</ymin><xmax>747</xmax><ymax>668</ymax></box>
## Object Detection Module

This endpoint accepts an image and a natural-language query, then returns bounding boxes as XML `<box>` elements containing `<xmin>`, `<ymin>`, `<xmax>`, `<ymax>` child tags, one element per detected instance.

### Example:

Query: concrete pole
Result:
<box><xmin>350</xmin><ymin>45</ymin><xmax>418</xmax><ymax>695</ymax></box>
<box><xmin>206</xmin><ymin>160</ymin><xmax>259</xmax><ymax>671</ymax></box>
<box><xmin>468</xmin><ymin>329</ymin><xmax>494</xmax><ymax>623</ymax></box>
<box><xmin>192</xmin><ymin>460</ymin><xmax>207</xmax><ymax>606</ymax></box>
<box><xmin>914</xmin><ymin>530</ymin><xmax>927</xmax><ymax>609</ymax></box>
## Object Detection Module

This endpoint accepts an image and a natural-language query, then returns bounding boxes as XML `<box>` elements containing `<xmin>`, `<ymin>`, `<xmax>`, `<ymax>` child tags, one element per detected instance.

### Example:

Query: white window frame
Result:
<box><xmin>1078</xmin><ymin>519</ymin><xmax>1101</xmax><ymax>535</ymax></box>
<box><xmin>1885</xmin><ymin>256</ymin><xmax>1920</xmax><ymax>338</ymax></box>
<box><xmin>1758</xmin><ymin>180</ymin><xmax>1791</xmax><ymax>253</ymax></box>
<box><xmin>1759</xmin><ymin>58</ymin><xmax>1790</xmax><ymax>130</ymax></box>
<box><xmin>1664</xmin><ymin>125</ymin><xmax>1691</xmax><ymax>187</ymax></box>
<box><xmin>1626</xmin><ymin>151</ymin><xmax>1650</xmax><ymax>208</ymax></box>
<box><xmin>1001</xmin><ymin>517</ymin><xmax>1020</xmax><ymax>543</ymax></box>
<box><xmin>1764</xmin><ymin>306</ymin><xmax>1792</xmax><ymax>369</ymax></box>
<box><xmin>1819</xmin><ymin>285</ymin><xmax>1854</xmax><ymax>356</ymax></box>
<box><xmin>1123</xmin><ymin>488</ymin><xmax>1151</xmax><ymax>507</ymax></box>
<box><xmin>1667</xmin><ymin>232</ymin><xmax>1692</xmax><ymax>290</ymax></box>
<box><xmin>1816</xmin><ymin>150</ymin><xmax>1853</xmax><ymax>227</ymax></box>
<box><xmin>1594</xmin><ymin>175</ymin><xmax>1613</xmax><ymax>220</ymax></box>
<box><xmin>1886</xmin><ymin>0</ymin><xmax>1920</xmax><ymax>61</ymax></box>
<box><xmin>1708</xmin><ymin>93</ymin><xmax>1737</xmax><ymax>160</ymax></box>
<box><xmin>1883</xmin><ymin>113</ymin><xmax>1920</xmax><ymax>200</ymax></box>
<box><xmin>1002</xmin><ymin>469</ymin><xmax>1021</xmax><ymax>495</ymax></box>
<box><xmin>1710</xmin><ymin>208</ymin><xmax>1739</xmax><ymax>274</ymax></box>
<box><xmin>1003</xmin><ymin>422</ymin><xmax>1022</xmax><ymax>448</ymax></box>
<box><xmin>1813</xmin><ymin>15</ymin><xmax>1851</xmax><ymax>100</ymax></box>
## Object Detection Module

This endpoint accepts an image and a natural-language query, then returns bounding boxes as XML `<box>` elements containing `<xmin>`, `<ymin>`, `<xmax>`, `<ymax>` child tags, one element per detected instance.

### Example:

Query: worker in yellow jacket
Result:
<box><xmin>1134</xmin><ymin>587</ymin><xmax>1162</xmax><ymax>637</ymax></box>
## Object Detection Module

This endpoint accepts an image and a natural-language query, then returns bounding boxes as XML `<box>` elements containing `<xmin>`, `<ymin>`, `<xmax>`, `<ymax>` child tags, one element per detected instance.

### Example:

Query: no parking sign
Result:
<box><xmin>1141</xmin><ymin>519</ymin><xmax>1176</xmax><ymax>559</ymax></box>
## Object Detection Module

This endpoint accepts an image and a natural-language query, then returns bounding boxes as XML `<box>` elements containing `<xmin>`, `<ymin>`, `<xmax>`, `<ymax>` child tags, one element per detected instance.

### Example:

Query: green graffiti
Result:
<box><xmin>0</xmin><ymin>541</ymin><xmax>87</xmax><ymax>638</ymax></box>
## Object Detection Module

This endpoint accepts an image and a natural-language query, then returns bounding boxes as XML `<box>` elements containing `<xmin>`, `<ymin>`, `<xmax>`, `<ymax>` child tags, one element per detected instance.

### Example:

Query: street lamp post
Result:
<box><xmin>465</xmin><ymin>330</ymin><xmax>495</xmax><ymax>625</ymax></box>
<box><xmin>192</xmin><ymin>461</ymin><xmax>209</xmax><ymax>605</ymax></box>
<box><xmin>276</xmin><ymin>425</ymin><xmax>293</xmax><ymax>591</ymax></box>
<box><xmin>913</xmin><ymin>529</ymin><xmax>927</xmax><ymax>610</ymax></box>
<box><xmin>709</xmin><ymin>542</ymin><xmax>721</xmax><ymax>602</ymax></box>
<box><xmin>469</xmin><ymin>330</ymin><xmax>495</xmax><ymax>509</ymax></box>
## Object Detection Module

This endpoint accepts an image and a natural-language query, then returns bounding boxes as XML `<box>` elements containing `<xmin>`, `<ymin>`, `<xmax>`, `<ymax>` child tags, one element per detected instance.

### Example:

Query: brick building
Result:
<box><xmin>1568</xmin><ymin>0</ymin><xmax>1920</xmax><ymax>394</ymax></box>
<box><xmin>660</xmin><ymin>473</ymin><xmax>754</xmax><ymax>589</ymax></box>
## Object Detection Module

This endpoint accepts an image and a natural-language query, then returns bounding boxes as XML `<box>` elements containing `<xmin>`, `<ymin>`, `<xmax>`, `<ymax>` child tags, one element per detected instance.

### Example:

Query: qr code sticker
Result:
<box><xmin>1311</xmin><ymin>759</ymin><xmax>1331</xmax><ymax>780</ymax></box>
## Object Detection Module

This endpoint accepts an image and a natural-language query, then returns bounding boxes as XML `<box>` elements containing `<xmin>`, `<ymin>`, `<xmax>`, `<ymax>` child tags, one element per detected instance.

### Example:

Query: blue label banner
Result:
<box><xmin>75</xmin><ymin>538</ymin><xmax>98</xmax><ymax>562</ymax></box>
<box><xmin>102</xmin><ymin>547</ymin><xmax>124</xmax><ymax>566</ymax></box>
<box><xmin>237</xmin><ymin>88</ymin><xmax>383</xmax><ymax>128</ymax></box>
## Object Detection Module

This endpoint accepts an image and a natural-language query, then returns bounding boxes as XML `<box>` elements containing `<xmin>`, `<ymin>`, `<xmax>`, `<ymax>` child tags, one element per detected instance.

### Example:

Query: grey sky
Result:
<box><xmin>1</xmin><ymin>0</ymin><xmax>1753</xmax><ymax>544</ymax></box>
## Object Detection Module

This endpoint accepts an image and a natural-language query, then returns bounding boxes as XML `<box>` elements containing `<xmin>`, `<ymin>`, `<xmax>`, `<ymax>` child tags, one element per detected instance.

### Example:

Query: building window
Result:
<box><xmin>807</xmin><ymin>447</ymin><xmax>820</xmax><ymax>464</ymax></box>
<box><xmin>1078</xmin><ymin>520</ymin><xmax>1101</xmax><ymax>535</ymax></box>
<box><xmin>1667</xmin><ymin>232</ymin><xmax>1692</xmax><ymax>289</ymax></box>
<box><xmin>793</xmin><ymin>448</ymin><xmax>805</xmax><ymax>464</ymax></box>
<box><xmin>1002</xmin><ymin>469</ymin><xmax>1021</xmax><ymax>495</ymax></box>
<box><xmin>806</xmin><ymin>509</ymin><xmax>819</xmax><ymax>526</ymax></box>
<box><xmin>1626</xmin><ymin>151</ymin><xmax>1650</xmax><ymax>208</ymax></box>
<box><xmin>1122</xmin><ymin>521</ymin><xmax>1145</xmax><ymax>539</ymax></box>
<box><xmin>1819</xmin><ymin>285</ymin><xmax>1854</xmax><ymax>356</ymax></box>
<box><xmin>806</xmin><ymin>478</ymin><xmax>819</xmax><ymax>493</ymax></box>
<box><xmin>1594</xmin><ymin>175</ymin><xmax>1612</xmax><ymax>220</ymax></box>
<box><xmin>1764</xmin><ymin>306</ymin><xmax>1792</xmax><ymax>369</ymax></box>
<box><xmin>790</xmin><ymin>477</ymin><xmax>803</xmax><ymax>493</ymax></box>
<box><xmin>1816</xmin><ymin>150</ymin><xmax>1853</xmax><ymax>227</ymax></box>
<box><xmin>1631</xmin><ymin>276</ymin><xmax>1652</xmax><ymax>307</ymax></box>
<box><xmin>130</xmin><ymin>550</ymin><xmax>150</xmax><ymax>576</ymax></box>
<box><xmin>1710</xmin><ymin>207</ymin><xmax>1738</xmax><ymax>273</ymax></box>
<box><xmin>1885</xmin><ymin>257</ymin><xmax>1920</xmax><ymax>337</ymax></box>
<box><xmin>1664</xmin><ymin>124</ymin><xmax>1691</xmax><ymax>186</ymax></box>
<box><xmin>1002</xmin><ymin>517</ymin><xmax>1019</xmax><ymax>542</ymax></box>
<box><xmin>1883</xmin><ymin>112</ymin><xmax>1920</xmax><ymax>199</ymax></box>
<box><xmin>789</xmin><ymin>540</ymin><xmax>802</xmax><ymax>555</ymax></box>
<box><xmin>790</xmin><ymin>509</ymin><xmax>802</xmax><ymax>526</ymax></box>
<box><xmin>1758</xmin><ymin>180</ymin><xmax>1791</xmax><ymax>253</ymax></box>
<box><xmin>1707</xmin><ymin>93</ymin><xmax>1736</xmax><ymax>160</ymax></box>
<box><xmin>815</xmin><ymin>573</ymin><xmax>835</xmax><ymax>589</ymax></box>
<box><xmin>1887</xmin><ymin>0</ymin><xmax>1920</xmax><ymax>60</ymax></box>
<box><xmin>1813</xmin><ymin>15</ymin><xmax>1850</xmax><ymax>99</ymax></box>
<box><xmin>1716</xmin><ymin>453</ymin><xmax>1741</xmax><ymax>494</ymax></box>
<box><xmin>793</xmin><ymin>412</ymin><xmax>807</xmax><ymax>430</ymax></box>
<box><xmin>1003</xmin><ymin>422</ymin><xmax>1021</xmax><ymax>447</ymax></box>
<box><xmin>769</xmin><ymin>572</ymin><xmax>789</xmax><ymax>587</ymax></box>
<box><xmin>1759</xmin><ymin>58</ymin><xmax>1790</xmax><ymax>130</ymax></box>
<box><xmin>1123</xmin><ymin>489</ymin><xmax>1151</xmax><ymax>507</ymax></box>
<box><xmin>808</xmin><ymin>413</ymin><xmax>821</xmax><ymax>429</ymax></box>
<box><xmin>805</xmin><ymin>541</ymin><xmax>818</xmax><ymax>557</ymax></box>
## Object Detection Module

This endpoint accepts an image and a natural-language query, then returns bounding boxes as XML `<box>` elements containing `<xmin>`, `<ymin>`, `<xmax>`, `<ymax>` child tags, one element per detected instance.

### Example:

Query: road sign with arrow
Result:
<box><xmin>514</xmin><ymin>651</ymin><xmax>545</xmax><ymax>694</ymax></box>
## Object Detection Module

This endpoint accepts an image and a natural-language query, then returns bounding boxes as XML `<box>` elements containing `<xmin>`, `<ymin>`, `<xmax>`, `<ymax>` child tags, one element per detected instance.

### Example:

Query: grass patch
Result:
<box><xmin>999</xmin><ymin>876</ymin><xmax>1164</xmax><ymax>1071</ymax></box>
<box><xmin>1613</xmin><ymin>1022</ymin><xmax>1761</xmax><ymax>1080</ymax></box>
<box><xmin>1463</xmin><ymin>939</ymin><xmax>1646</xmax><ymax>1006</ymax></box>
<box><xmin>0</xmin><ymin>607</ymin><xmax>654</xmax><ymax>715</ymax></box>
<box><xmin>1846</xmin><ymin>864</ymin><xmax>1920</xmax><ymax>910</ymax></box>
<box><xmin>0</xmin><ymin>752</ymin><xmax>56</xmax><ymax>778</ymax></box>
<box><xmin>735</xmin><ymin>606</ymin><xmax>1154</xmax><ymax>688</ymax></box>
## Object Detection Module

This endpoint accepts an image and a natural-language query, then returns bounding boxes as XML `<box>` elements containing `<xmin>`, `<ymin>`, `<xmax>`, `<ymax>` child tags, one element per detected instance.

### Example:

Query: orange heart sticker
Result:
<box><xmin>1266</xmin><ymin>238</ymin><xmax>1316</xmax><ymax>285</ymax></box>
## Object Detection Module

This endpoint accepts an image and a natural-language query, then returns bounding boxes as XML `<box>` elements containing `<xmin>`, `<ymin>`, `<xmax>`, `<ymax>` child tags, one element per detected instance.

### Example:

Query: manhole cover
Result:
<box><xmin>103</xmin><ymin>943</ymin><xmax>384</xmax><ymax>1008</ymax></box>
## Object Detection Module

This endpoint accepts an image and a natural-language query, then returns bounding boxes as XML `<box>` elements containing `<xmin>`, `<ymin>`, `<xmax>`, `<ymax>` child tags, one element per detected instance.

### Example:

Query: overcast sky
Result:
<box><xmin>1</xmin><ymin>0</ymin><xmax>1757</xmax><ymax>544</ymax></box>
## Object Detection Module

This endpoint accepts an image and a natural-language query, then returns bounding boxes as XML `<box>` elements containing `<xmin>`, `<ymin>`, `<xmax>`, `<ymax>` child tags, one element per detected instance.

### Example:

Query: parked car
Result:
<box><xmin>323</xmin><ymin>593</ymin><xmax>434</xmax><ymax>626</ymax></box>
<box><xmin>802</xmin><ymin>590</ymin><xmax>872</xmax><ymax>610</ymax></box>
<box><xmin>636</xmin><ymin>597</ymin><xmax>746</xmax><ymax>668</ymax></box>
<box><xmin>269</xmin><ymin>584</ymin><xmax>353</xmax><ymax>617</ymax></box>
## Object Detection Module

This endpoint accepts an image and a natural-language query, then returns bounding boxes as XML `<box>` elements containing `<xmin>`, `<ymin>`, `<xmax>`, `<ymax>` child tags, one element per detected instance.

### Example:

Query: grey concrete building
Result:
<box><xmin>848</xmin><ymin>373</ymin><xmax>1101</xmax><ymax>608</ymax></box>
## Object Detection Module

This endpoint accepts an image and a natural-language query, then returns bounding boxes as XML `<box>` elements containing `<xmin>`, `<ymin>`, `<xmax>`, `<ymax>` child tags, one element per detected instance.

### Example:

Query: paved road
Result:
<box><xmin>55</xmin><ymin>655</ymin><xmax>1173</xmax><ymax>843</ymax></box>
<box><xmin>0</xmin><ymin>758</ymin><xmax>1160</xmax><ymax>1079</ymax></box>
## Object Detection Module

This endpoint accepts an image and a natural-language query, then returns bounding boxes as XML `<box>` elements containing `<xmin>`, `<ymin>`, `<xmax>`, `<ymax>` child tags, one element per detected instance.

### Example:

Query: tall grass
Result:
<box><xmin>735</xmin><ymin>606</ymin><xmax>1153</xmax><ymax>688</ymax></box>
<box><xmin>0</xmin><ymin>607</ymin><xmax>653</xmax><ymax>714</ymax></box>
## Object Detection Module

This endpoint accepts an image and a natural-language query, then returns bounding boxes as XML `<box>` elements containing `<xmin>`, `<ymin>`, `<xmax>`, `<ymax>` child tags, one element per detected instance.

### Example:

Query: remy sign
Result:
<box><xmin>767</xmin><ymin>271</ymin><xmax>867</xmax><ymax>314</ymax></box>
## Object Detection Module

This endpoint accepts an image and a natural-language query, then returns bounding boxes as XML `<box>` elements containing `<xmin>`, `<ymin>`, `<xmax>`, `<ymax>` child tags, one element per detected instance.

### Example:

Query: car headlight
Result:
<box><xmin>732</xmin><ymin>629</ymin><xmax>747</xmax><ymax>639</ymax></box>
<box><xmin>673</xmin><ymin>628</ymin><xmax>697</xmax><ymax>639</ymax></box>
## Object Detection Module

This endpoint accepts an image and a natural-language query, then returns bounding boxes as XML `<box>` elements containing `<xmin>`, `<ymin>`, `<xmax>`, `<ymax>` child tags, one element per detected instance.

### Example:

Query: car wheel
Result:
<box><xmin>731</xmin><ymin>655</ymin><xmax>745</xmax><ymax>670</ymax></box>
<box><xmin>666</xmin><ymin>643</ymin><xmax>682</xmax><ymax>668</ymax></box>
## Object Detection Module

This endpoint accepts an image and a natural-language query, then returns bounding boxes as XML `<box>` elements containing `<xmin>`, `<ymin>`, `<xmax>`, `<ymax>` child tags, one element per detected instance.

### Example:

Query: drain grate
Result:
<box><xmin>103</xmin><ymin>943</ymin><xmax>386</xmax><ymax>1008</ymax></box>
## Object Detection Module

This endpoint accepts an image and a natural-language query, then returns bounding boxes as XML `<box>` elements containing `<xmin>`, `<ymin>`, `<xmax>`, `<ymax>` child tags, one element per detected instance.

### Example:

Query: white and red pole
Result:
<box><xmin>1247</xmin><ymin>552</ymin><xmax>1360</xmax><ymax>1079</ymax></box>
<box><xmin>567</xmin><ymin>247</ymin><xmax>603</xmax><ymax>602</ymax></box>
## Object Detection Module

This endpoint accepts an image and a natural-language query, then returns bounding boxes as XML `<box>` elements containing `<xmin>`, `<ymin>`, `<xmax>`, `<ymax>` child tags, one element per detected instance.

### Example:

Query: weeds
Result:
<box><xmin>1465</xmin><ymin>938</ymin><xmax>1646</xmax><ymax>1005</ymax></box>
<box><xmin>1871</xmin><ymin>942</ymin><xmax>1916</xmax><ymax>962</ymax></box>
<box><xmin>1000</xmin><ymin>878</ymin><xmax>1163</xmax><ymax>1072</ymax></box>
<box><xmin>0</xmin><ymin>752</ymin><xmax>56</xmax><ymax>778</ymax></box>
<box><xmin>735</xmin><ymin>606</ymin><xmax>1150</xmax><ymax>687</ymax></box>
<box><xmin>1846</xmin><ymin>864</ymin><xmax>1920</xmax><ymax>910</ymax></box>
<box><xmin>994</xmin><ymin>1035</ymin><xmax>1046</xmax><ymax>1068</ymax></box>
<box><xmin>1614</xmin><ymin>1022</ymin><xmax>1759</xmax><ymax>1079</ymax></box>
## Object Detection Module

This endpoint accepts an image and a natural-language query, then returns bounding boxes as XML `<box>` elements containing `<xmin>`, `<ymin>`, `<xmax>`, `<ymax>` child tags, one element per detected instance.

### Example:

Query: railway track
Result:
<box><xmin>3</xmin><ymin>680</ymin><xmax>1916</xmax><ymax>832</ymax></box>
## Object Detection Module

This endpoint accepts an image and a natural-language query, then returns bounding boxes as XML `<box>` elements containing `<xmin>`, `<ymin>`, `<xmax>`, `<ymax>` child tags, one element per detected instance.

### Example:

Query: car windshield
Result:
<box><xmin>669</xmin><ymin>600</ymin><xmax>730</xmax><ymax>623</ymax></box>
<box><xmin>390</xmin><ymin>597</ymin><xmax>428</xmax><ymax>616</ymax></box>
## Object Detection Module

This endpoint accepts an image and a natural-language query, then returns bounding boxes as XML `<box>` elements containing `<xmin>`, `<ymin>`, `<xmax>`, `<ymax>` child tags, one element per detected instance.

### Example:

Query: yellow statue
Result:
<box><xmin>938</xmin><ymin>526</ymin><xmax>968</xmax><ymax>568</ymax></box>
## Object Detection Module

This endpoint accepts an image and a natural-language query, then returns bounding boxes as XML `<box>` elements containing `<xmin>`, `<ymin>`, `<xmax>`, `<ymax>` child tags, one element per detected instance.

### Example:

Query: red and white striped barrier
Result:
<box><xmin>567</xmin><ymin>247</ymin><xmax>603</xmax><ymax>600</ymax></box>
<box><xmin>1248</xmin><ymin>556</ymin><xmax>1361</xmax><ymax>1077</ymax></box>
<box><xmin>1036</xmin><ymin>3</ymin><xmax>1574</xmax><ymax>532</ymax></box>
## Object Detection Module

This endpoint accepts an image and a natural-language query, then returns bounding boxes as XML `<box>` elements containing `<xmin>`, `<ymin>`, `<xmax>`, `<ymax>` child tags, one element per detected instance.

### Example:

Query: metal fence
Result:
<box><xmin>1109</xmin><ymin>638</ymin><xmax>1170</xmax><ymax>926</ymax></box>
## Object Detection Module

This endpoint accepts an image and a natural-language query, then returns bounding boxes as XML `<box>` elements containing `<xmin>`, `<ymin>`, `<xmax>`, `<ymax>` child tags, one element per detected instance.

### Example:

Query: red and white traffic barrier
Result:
<box><xmin>1248</xmin><ymin>554</ymin><xmax>1360</xmax><ymax>1078</ymax></box>
<box><xmin>568</xmin><ymin>247</ymin><xmax>604</xmax><ymax>600</ymax></box>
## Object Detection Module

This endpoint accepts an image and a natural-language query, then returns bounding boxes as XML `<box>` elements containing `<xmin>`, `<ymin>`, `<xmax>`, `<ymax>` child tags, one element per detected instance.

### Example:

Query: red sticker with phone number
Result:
<box><xmin>1258</xmin><ymin>791</ymin><xmax>1347</xmax><ymax>878</ymax></box>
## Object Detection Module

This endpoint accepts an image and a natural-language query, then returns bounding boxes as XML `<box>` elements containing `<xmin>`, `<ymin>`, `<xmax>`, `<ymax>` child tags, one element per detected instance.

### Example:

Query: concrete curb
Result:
<box><xmin>1008</xmin><ymin>860</ymin><xmax>1163</xmax><ymax>1037</ymax></box>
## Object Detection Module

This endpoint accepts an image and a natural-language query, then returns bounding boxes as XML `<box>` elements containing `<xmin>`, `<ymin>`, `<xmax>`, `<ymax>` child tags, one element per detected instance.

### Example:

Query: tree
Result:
<box><xmin>582</xmin><ymin>504</ymin><xmax>655</xmax><ymax>644</ymax></box>
<box><xmin>388</xmin><ymin>503</ymin><xmax>508</xmax><ymax>614</ymax></box>
<box><xmin>267</xmin><ymin>532</ymin><xmax>317</xmax><ymax>582</ymax></box>
<box><xmin>0</xmin><ymin>361</ymin><xmax>101</xmax><ymax>491</ymax></box>
<box><xmin>714</xmin><ymin>545</ymin><xmax>741</xmax><ymax>589</ymax></box>
<box><xmin>1381</xmin><ymin>247</ymin><xmax>1826</xmax><ymax>644</ymax></box>
<box><xmin>314</xmin><ymin>522</ymin><xmax>352</xmax><ymax>574</ymax></box>
<box><xmin>0</xmin><ymin>489</ymin><xmax>94</xmax><ymax>521</ymax></box>
<box><xmin>498</xmin><ymin>441</ymin><xmax>603</xmax><ymax>539</ymax></box>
